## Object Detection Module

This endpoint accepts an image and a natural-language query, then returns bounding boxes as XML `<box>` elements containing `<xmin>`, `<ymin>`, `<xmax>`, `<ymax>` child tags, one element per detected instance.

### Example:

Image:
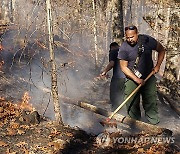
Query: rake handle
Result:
<box><xmin>108</xmin><ymin>71</ymin><xmax>154</xmax><ymax>120</ymax></box>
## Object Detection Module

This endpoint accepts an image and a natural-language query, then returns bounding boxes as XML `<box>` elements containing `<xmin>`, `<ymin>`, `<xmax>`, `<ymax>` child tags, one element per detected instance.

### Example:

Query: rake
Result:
<box><xmin>100</xmin><ymin>71</ymin><xmax>154</xmax><ymax>127</ymax></box>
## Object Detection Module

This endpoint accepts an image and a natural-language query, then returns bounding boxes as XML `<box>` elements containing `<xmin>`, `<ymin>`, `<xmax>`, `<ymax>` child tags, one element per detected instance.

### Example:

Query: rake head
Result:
<box><xmin>100</xmin><ymin>118</ymin><xmax>117</xmax><ymax>128</ymax></box>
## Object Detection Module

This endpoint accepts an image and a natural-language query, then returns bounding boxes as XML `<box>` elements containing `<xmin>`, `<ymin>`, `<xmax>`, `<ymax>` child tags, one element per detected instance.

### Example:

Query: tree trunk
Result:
<box><xmin>46</xmin><ymin>0</ymin><xmax>62</xmax><ymax>124</ymax></box>
<box><xmin>92</xmin><ymin>0</ymin><xmax>98</xmax><ymax>68</ymax></box>
<box><xmin>2</xmin><ymin>0</ymin><xmax>10</xmax><ymax>23</ymax></box>
<box><xmin>105</xmin><ymin>1</ymin><xmax>113</xmax><ymax>50</ymax></box>
<box><xmin>112</xmin><ymin>0</ymin><xmax>124</xmax><ymax>44</ymax></box>
<box><xmin>78</xmin><ymin>0</ymin><xmax>83</xmax><ymax>48</ymax></box>
<box><xmin>161</xmin><ymin>8</ymin><xmax>180</xmax><ymax>99</ymax></box>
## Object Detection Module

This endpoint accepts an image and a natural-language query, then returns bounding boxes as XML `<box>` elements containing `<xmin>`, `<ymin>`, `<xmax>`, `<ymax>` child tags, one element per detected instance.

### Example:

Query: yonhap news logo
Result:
<box><xmin>96</xmin><ymin>133</ymin><xmax>111</xmax><ymax>147</ymax></box>
<box><xmin>112</xmin><ymin>136</ymin><xmax>175</xmax><ymax>144</ymax></box>
<box><xmin>96</xmin><ymin>133</ymin><xmax>175</xmax><ymax>147</ymax></box>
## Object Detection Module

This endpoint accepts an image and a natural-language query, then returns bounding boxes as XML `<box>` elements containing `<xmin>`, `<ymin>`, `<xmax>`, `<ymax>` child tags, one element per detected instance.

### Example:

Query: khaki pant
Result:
<box><xmin>125</xmin><ymin>76</ymin><xmax>159</xmax><ymax>125</ymax></box>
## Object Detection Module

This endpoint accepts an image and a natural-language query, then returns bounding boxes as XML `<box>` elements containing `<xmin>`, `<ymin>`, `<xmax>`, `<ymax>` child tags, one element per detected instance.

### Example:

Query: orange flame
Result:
<box><xmin>0</xmin><ymin>44</ymin><xmax>3</xmax><ymax>51</ymax></box>
<box><xmin>18</xmin><ymin>92</ymin><xmax>34</xmax><ymax>111</ymax></box>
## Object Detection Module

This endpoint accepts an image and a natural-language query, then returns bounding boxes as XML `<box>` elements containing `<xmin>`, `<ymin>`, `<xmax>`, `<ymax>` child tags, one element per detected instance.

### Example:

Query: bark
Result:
<box><xmin>46</xmin><ymin>0</ymin><xmax>62</xmax><ymax>124</ymax></box>
<box><xmin>164</xmin><ymin>8</ymin><xmax>171</xmax><ymax>45</ymax></box>
<box><xmin>105</xmin><ymin>1</ymin><xmax>113</xmax><ymax>50</ymax></box>
<box><xmin>142</xmin><ymin>0</ymin><xmax>179</xmax><ymax>100</ymax></box>
<box><xmin>161</xmin><ymin>8</ymin><xmax>180</xmax><ymax>99</ymax></box>
<box><xmin>77</xmin><ymin>0</ymin><xmax>83</xmax><ymax>47</ymax></box>
<box><xmin>1</xmin><ymin>0</ymin><xmax>10</xmax><ymax>23</ymax></box>
<box><xmin>112</xmin><ymin>0</ymin><xmax>124</xmax><ymax>44</ymax></box>
<box><xmin>92</xmin><ymin>0</ymin><xmax>98</xmax><ymax>68</ymax></box>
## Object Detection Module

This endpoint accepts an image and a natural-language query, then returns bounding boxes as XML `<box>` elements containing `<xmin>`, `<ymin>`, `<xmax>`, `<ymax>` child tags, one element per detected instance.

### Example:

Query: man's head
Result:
<box><xmin>125</xmin><ymin>25</ymin><xmax>138</xmax><ymax>46</ymax></box>
<box><xmin>110</xmin><ymin>42</ymin><xmax>119</xmax><ymax>51</ymax></box>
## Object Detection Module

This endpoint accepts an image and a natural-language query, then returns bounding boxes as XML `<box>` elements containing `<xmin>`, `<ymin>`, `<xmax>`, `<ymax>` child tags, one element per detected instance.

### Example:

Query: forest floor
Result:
<box><xmin>0</xmin><ymin>54</ymin><xmax>179</xmax><ymax>153</ymax></box>
<box><xmin>0</xmin><ymin>98</ymin><xmax>179</xmax><ymax>154</ymax></box>
<box><xmin>0</xmin><ymin>74</ymin><xmax>180</xmax><ymax>153</ymax></box>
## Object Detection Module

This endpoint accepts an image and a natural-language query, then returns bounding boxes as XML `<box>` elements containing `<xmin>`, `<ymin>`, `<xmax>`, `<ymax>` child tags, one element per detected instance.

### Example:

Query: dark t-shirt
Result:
<box><xmin>118</xmin><ymin>34</ymin><xmax>157</xmax><ymax>79</ymax></box>
<box><xmin>109</xmin><ymin>49</ymin><xmax>125</xmax><ymax>79</ymax></box>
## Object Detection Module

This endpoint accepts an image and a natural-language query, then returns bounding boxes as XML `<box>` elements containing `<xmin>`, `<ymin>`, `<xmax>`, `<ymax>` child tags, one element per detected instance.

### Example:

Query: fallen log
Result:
<box><xmin>64</xmin><ymin>100</ymin><xmax>172</xmax><ymax>136</ymax></box>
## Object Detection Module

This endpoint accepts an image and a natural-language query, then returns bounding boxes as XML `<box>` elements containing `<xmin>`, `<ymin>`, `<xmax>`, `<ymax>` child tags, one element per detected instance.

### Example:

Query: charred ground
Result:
<box><xmin>0</xmin><ymin>99</ymin><xmax>179</xmax><ymax>154</ymax></box>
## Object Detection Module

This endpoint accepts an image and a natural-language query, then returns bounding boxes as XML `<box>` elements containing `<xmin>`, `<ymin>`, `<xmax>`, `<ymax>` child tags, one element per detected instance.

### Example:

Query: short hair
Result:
<box><xmin>125</xmin><ymin>25</ymin><xmax>138</xmax><ymax>33</ymax></box>
<box><xmin>110</xmin><ymin>42</ymin><xmax>119</xmax><ymax>49</ymax></box>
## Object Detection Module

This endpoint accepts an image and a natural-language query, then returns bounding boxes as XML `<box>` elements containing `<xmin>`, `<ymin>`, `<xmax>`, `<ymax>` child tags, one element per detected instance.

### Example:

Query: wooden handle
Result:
<box><xmin>109</xmin><ymin>71</ymin><xmax>154</xmax><ymax>119</ymax></box>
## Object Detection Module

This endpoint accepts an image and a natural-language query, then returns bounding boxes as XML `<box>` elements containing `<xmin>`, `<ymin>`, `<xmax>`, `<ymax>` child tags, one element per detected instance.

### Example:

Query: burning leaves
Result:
<box><xmin>0</xmin><ymin>44</ymin><xmax>3</xmax><ymax>51</ymax></box>
<box><xmin>0</xmin><ymin>96</ymin><xmax>83</xmax><ymax>153</ymax></box>
<box><xmin>0</xmin><ymin>92</ymin><xmax>36</xmax><ymax>127</ymax></box>
<box><xmin>18</xmin><ymin>92</ymin><xmax>34</xmax><ymax>112</ymax></box>
<box><xmin>0</xmin><ymin>93</ymin><xmax>42</xmax><ymax>152</ymax></box>
<box><xmin>0</xmin><ymin>95</ymin><xmax>179</xmax><ymax>153</ymax></box>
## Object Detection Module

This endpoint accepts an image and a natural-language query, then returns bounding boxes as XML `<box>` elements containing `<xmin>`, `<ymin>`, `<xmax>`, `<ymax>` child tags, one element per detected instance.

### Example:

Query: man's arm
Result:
<box><xmin>153</xmin><ymin>42</ymin><xmax>166</xmax><ymax>73</ymax></box>
<box><xmin>100</xmin><ymin>61</ymin><xmax>114</xmax><ymax>76</ymax></box>
<box><xmin>120</xmin><ymin>60</ymin><xmax>144</xmax><ymax>84</ymax></box>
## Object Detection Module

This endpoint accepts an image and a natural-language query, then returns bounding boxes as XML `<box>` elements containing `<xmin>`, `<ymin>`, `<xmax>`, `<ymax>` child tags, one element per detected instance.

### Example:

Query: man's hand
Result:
<box><xmin>98</xmin><ymin>71</ymin><xmax>109</xmax><ymax>80</ymax></box>
<box><xmin>94</xmin><ymin>71</ymin><xmax>109</xmax><ymax>81</ymax></box>
<box><xmin>100</xmin><ymin>71</ymin><xmax>106</xmax><ymax>77</ymax></box>
<box><xmin>153</xmin><ymin>65</ymin><xmax>160</xmax><ymax>74</ymax></box>
<box><xmin>134</xmin><ymin>78</ymin><xmax>145</xmax><ymax>85</ymax></box>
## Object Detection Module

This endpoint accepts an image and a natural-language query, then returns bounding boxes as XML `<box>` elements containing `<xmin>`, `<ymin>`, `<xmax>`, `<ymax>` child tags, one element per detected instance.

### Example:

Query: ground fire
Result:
<box><xmin>0</xmin><ymin>96</ymin><xmax>179</xmax><ymax>153</ymax></box>
<box><xmin>18</xmin><ymin>92</ymin><xmax>34</xmax><ymax>112</ymax></box>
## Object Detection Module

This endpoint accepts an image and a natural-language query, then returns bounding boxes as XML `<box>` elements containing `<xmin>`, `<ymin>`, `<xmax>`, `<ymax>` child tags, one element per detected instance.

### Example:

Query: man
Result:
<box><xmin>118</xmin><ymin>25</ymin><xmax>165</xmax><ymax>125</ymax></box>
<box><xmin>100</xmin><ymin>42</ymin><xmax>125</xmax><ymax>111</ymax></box>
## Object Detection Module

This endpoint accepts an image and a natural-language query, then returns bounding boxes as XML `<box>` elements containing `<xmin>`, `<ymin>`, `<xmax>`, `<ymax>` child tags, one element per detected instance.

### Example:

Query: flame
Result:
<box><xmin>0</xmin><ymin>44</ymin><xmax>3</xmax><ymax>50</ymax></box>
<box><xmin>18</xmin><ymin>92</ymin><xmax>34</xmax><ymax>111</ymax></box>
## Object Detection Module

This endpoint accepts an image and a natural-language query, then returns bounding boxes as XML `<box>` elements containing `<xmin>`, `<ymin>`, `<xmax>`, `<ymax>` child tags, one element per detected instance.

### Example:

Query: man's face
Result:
<box><xmin>125</xmin><ymin>30</ymin><xmax>138</xmax><ymax>46</ymax></box>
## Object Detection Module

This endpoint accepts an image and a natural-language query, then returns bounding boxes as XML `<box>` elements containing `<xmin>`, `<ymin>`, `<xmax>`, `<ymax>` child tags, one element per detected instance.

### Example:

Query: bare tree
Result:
<box><xmin>112</xmin><ymin>0</ymin><xmax>124</xmax><ymax>44</ymax></box>
<box><xmin>46</xmin><ymin>0</ymin><xmax>62</xmax><ymax>124</ymax></box>
<box><xmin>161</xmin><ymin>6</ymin><xmax>179</xmax><ymax>98</ymax></box>
<box><xmin>142</xmin><ymin>0</ymin><xmax>179</xmax><ymax>99</ymax></box>
<box><xmin>92</xmin><ymin>0</ymin><xmax>98</xmax><ymax>68</ymax></box>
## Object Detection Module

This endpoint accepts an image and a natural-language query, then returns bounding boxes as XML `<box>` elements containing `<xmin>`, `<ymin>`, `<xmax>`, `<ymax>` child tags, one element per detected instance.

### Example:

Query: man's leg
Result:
<box><xmin>125</xmin><ymin>79</ymin><xmax>141</xmax><ymax>120</ymax></box>
<box><xmin>110</xmin><ymin>78</ymin><xmax>125</xmax><ymax>111</ymax></box>
<box><xmin>141</xmin><ymin>76</ymin><xmax>159</xmax><ymax>125</ymax></box>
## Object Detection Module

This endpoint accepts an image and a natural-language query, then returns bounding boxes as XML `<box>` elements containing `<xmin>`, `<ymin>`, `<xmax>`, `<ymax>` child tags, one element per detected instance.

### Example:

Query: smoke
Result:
<box><xmin>0</xmin><ymin>0</ymin><xmax>111</xmax><ymax>135</ymax></box>
<box><xmin>61</xmin><ymin>102</ymin><xmax>105</xmax><ymax>135</ymax></box>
